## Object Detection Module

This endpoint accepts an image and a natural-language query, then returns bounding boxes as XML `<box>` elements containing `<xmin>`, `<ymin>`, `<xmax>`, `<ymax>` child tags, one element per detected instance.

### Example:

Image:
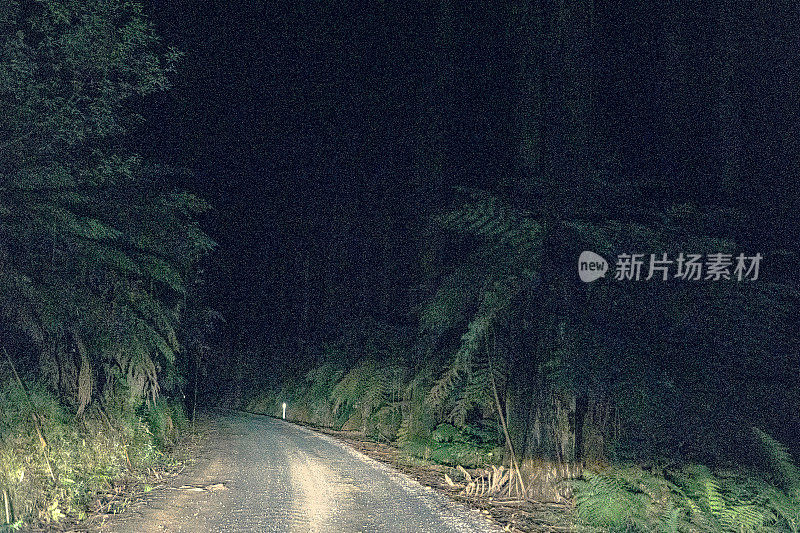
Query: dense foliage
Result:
<box><xmin>0</xmin><ymin>0</ymin><xmax>213</xmax><ymax>526</ymax></box>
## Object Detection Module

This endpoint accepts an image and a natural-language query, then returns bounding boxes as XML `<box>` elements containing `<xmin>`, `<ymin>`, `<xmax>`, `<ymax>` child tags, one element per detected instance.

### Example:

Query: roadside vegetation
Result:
<box><xmin>0</xmin><ymin>377</ymin><xmax>189</xmax><ymax>529</ymax></box>
<box><xmin>242</xmin><ymin>188</ymin><xmax>800</xmax><ymax>532</ymax></box>
<box><xmin>0</xmin><ymin>1</ymin><xmax>213</xmax><ymax>528</ymax></box>
<box><xmin>246</xmin><ymin>342</ymin><xmax>800</xmax><ymax>532</ymax></box>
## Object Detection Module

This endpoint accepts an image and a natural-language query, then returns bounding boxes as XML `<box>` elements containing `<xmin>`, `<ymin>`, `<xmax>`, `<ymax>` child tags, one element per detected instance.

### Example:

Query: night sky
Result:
<box><xmin>135</xmin><ymin>1</ymin><xmax>800</xmax><ymax>355</ymax></box>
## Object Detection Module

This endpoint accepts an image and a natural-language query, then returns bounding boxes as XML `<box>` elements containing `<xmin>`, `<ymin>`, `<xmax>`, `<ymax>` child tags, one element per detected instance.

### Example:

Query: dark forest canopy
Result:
<box><xmin>142</xmin><ymin>0</ymin><xmax>799</xmax><ymax>337</ymax></box>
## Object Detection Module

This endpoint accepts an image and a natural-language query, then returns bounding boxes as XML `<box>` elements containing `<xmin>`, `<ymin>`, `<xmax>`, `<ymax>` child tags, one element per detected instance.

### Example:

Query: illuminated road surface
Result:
<box><xmin>97</xmin><ymin>410</ymin><xmax>502</xmax><ymax>532</ymax></box>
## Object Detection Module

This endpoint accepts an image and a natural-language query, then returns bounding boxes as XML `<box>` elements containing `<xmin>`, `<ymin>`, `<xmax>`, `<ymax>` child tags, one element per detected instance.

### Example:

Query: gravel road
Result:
<box><xmin>95</xmin><ymin>410</ymin><xmax>502</xmax><ymax>532</ymax></box>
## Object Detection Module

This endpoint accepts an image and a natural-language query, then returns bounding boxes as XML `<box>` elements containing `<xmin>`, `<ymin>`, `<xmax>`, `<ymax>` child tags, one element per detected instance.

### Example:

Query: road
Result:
<box><xmin>96</xmin><ymin>410</ymin><xmax>502</xmax><ymax>533</ymax></box>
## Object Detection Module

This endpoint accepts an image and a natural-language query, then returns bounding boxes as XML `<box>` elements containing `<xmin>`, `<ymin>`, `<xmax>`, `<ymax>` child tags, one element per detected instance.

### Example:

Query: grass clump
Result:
<box><xmin>0</xmin><ymin>378</ymin><xmax>190</xmax><ymax>529</ymax></box>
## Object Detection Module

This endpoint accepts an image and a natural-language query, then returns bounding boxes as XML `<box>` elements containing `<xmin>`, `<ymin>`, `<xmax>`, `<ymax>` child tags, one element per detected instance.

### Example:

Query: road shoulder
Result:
<box><xmin>284</xmin><ymin>418</ymin><xmax>576</xmax><ymax>533</ymax></box>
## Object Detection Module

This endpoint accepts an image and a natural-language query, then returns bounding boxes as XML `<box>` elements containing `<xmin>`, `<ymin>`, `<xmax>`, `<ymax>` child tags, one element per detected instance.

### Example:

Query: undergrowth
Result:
<box><xmin>571</xmin><ymin>429</ymin><xmax>800</xmax><ymax>532</ymax></box>
<box><xmin>246</xmin><ymin>366</ymin><xmax>799</xmax><ymax>532</ymax></box>
<box><xmin>398</xmin><ymin>423</ymin><xmax>501</xmax><ymax>467</ymax></box>
<box><xmin>400</xmin><ymin>436</ymin><xmax>501</xmax><ymax>468</ymax></box>
<box><xmin>245</xmin><ymin>372</ymin><xmax>502</xmax><ymax>469</ymax></box>
<box><xmin>0</xmin><ymin>379</ymin><xmax>189</xmax><ymax>530</ymax></box>
<box><xmin>242</xmin><ymin>327</ymin><xmax>800</xmax><ymax>533</ymax></box>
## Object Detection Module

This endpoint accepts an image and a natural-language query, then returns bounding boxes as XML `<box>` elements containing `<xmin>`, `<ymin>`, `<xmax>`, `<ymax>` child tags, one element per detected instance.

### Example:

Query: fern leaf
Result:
<box><xmin>753</xmin><ymin>427</ymin><xmax>800</xmax><ymax>499</ymax></box>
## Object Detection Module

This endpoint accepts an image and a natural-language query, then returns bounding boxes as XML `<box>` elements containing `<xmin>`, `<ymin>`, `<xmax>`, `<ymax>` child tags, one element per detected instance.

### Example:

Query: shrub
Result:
<box><xmin>432</xmin><ymin>423</ymin><xmax>461</xmax><ymax>443</ymax></box>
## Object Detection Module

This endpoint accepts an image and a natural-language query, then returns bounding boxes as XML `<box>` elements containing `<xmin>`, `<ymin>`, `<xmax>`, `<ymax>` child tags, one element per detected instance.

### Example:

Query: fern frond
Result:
<box><xmin>126</xmin><ymin>289</ymin><xmax>179</xmax><ymax>350</ymax></box>
<box><xmin>74</xmin><ymin>240</ymin><xmax>142</xmax><ymax>275</ymax></box>
<box><xmin>574</xmin><ymin>470</ymin><xmax>649</xmax><ymax>529</ymax></box>
<box><xmin>450</xmin><ymin>360</ymin><xmax>491</xmax><ymax>426</ymax></box>
<box><xmin>753</xmin><ymin>427</ymin><xmax>800</xmax><ymax>499</ymax></box>
<box><xmin>34</xmin><ymin>204</ymin><xmax>123</xmax><ymax>241</ymax></box>
<box><xmin>140</xmin><ymin>255</ymin><xmax>184</xmax><ymax>293</ymax></box>
<box><xmin>426</xmin><ymin>364</ymin><xmax>458</xmax><ymax>411</ymax></box>
<box><xmin>436</xmin><ymin>188</ymin><xmax>543</xmax><ymax>253</ymax></box>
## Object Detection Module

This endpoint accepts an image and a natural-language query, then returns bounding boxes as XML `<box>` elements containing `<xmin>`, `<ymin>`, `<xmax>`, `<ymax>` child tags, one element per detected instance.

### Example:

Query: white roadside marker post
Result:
<box><xmin>282</xmin><ymin>402</ymin><xmax>286</xmax><ymax>420</ymax></box>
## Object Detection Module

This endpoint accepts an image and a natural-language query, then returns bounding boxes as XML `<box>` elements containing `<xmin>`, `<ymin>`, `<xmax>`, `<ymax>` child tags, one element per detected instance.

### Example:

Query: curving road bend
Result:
<box><xmin>96</xmin><ymin>411</ymin><xmax>502</xmax><ymax>533</ymax></box>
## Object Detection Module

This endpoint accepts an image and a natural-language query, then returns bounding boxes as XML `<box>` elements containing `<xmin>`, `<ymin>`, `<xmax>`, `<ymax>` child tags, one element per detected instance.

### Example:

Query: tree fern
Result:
<box><xmin>331</xmin><ymin>361</ymin><xmax>389</xmax><ymax>431</ymax></box>
<box><xmin>426</xmin><ymin>273</ymin><xmax>524</xmax><ymax>423</ymax></box>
